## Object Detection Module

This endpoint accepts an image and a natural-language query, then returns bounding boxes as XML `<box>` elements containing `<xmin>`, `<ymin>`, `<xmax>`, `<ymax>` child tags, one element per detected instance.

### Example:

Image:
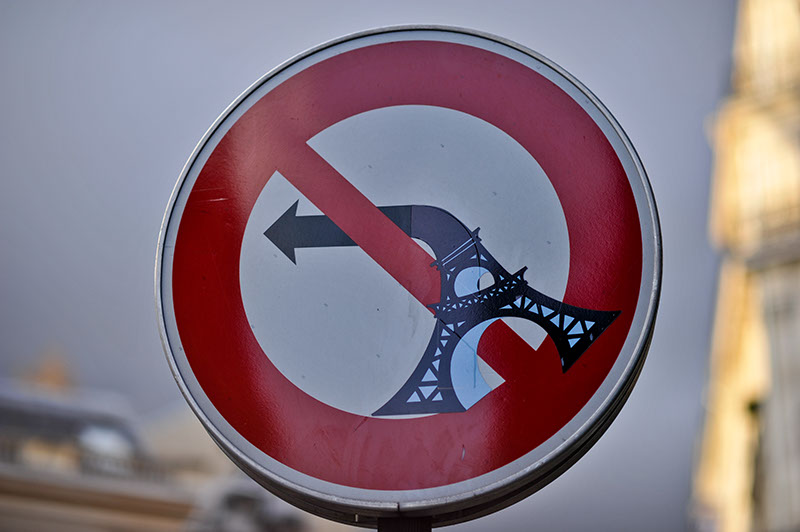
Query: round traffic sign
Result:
<box><xmin>157</xmin><ymin>26</ymin><xmax>660</xmax><ymax>527</ymax></box>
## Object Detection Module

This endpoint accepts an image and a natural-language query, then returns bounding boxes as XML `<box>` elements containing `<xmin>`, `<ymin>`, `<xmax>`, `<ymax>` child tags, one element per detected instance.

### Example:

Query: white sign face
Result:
<box><xmin>157</xmin><ymin>27</ymin><xmax>660</xmax><ymax>527</ymax></box>
<box><xmin>240</xmin><ymin>104</ymin><xmax>570</xmax><ymax>417</ymax></box>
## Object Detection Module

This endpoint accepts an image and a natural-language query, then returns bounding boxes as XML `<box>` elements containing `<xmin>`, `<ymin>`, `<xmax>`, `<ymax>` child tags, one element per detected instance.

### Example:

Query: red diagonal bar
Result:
<box><xmin>276</xmin><ymin>142</ymin><xmax>440</xmax><ymax>308</ymax></box>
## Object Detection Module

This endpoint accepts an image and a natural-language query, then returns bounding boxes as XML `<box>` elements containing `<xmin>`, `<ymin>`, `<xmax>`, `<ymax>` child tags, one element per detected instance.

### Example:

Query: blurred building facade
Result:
<box><xmin>694</xmin><ymin>1</ymin><xmax>800</xmax><ymax>531</ymax></box>
<box><xmin>0</xmin><ymin>382</ymin><xmax>194</xmax><ymax>531</ymax></box>
<box><xmin>0</xmin><ymin>374</ymin><xmax>319</xmax><ymax>532</ymax></box>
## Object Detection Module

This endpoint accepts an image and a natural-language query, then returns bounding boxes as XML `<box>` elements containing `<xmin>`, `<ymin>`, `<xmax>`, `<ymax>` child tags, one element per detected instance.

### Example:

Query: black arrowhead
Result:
<box><xmin>264</xmin><ymin>202</ymin><xmax>418</xmax><ymax>264</ymax></box>
<box><xmin>264</xmin><ymin>200</ymin><xmax>358</xmax><ymax>263</ymax></box>
<box><xmin>264</xmin><ymin>201</ymin><xmax>300</xmax><ymax>263</ymax></box>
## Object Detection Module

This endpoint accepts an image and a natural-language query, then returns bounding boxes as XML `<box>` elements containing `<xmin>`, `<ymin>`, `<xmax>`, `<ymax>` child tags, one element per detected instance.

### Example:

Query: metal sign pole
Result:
<box><xmin>377</xmin><ymin>517</ymin><xmax>432</xmax><ymax>532</ymax></box>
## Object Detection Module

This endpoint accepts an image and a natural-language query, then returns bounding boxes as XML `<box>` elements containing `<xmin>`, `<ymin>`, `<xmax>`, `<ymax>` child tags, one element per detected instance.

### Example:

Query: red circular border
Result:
<box><xmin>170</xmin><ymin>40</ymin><xmax>642</xmax><ymax>490</ymax></box>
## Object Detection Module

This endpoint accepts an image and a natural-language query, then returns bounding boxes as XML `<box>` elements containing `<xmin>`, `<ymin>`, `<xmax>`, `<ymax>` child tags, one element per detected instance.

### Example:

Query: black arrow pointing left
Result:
<box><xmin>264</xmin><ymin>200</ymin><xmax>414</xmax><ymax>264</ymax></box>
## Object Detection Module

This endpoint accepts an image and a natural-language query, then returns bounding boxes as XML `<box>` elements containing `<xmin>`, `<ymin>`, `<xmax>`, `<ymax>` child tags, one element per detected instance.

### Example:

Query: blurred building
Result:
<box><xmin>0</xmin><ymin>375</ymin><xmax>314</xmax><ymax>532</ymax></box>
<box><xmin>694</xmin><ymin>1</ymin><xmax>800</xmax><ymax>531</ymax></box>
<box><xmin>0</xmin><ymin>381</ymin><xmax>195</xmax><ymax>531</ymax></box>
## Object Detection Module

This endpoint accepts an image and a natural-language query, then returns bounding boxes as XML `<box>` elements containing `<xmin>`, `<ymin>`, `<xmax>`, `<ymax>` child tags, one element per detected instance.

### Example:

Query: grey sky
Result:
<box><xmin>0</xmin><ymin>1</ymin><xmax>736</xmax><ymax>530</ymax></box>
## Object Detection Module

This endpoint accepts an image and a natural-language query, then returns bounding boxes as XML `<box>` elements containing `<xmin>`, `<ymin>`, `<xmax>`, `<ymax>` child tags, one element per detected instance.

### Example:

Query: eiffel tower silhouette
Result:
<box><xmin>265</xmin><ymin>202</ymin><xmax>619</xmax><ymax>416</ymax></box>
